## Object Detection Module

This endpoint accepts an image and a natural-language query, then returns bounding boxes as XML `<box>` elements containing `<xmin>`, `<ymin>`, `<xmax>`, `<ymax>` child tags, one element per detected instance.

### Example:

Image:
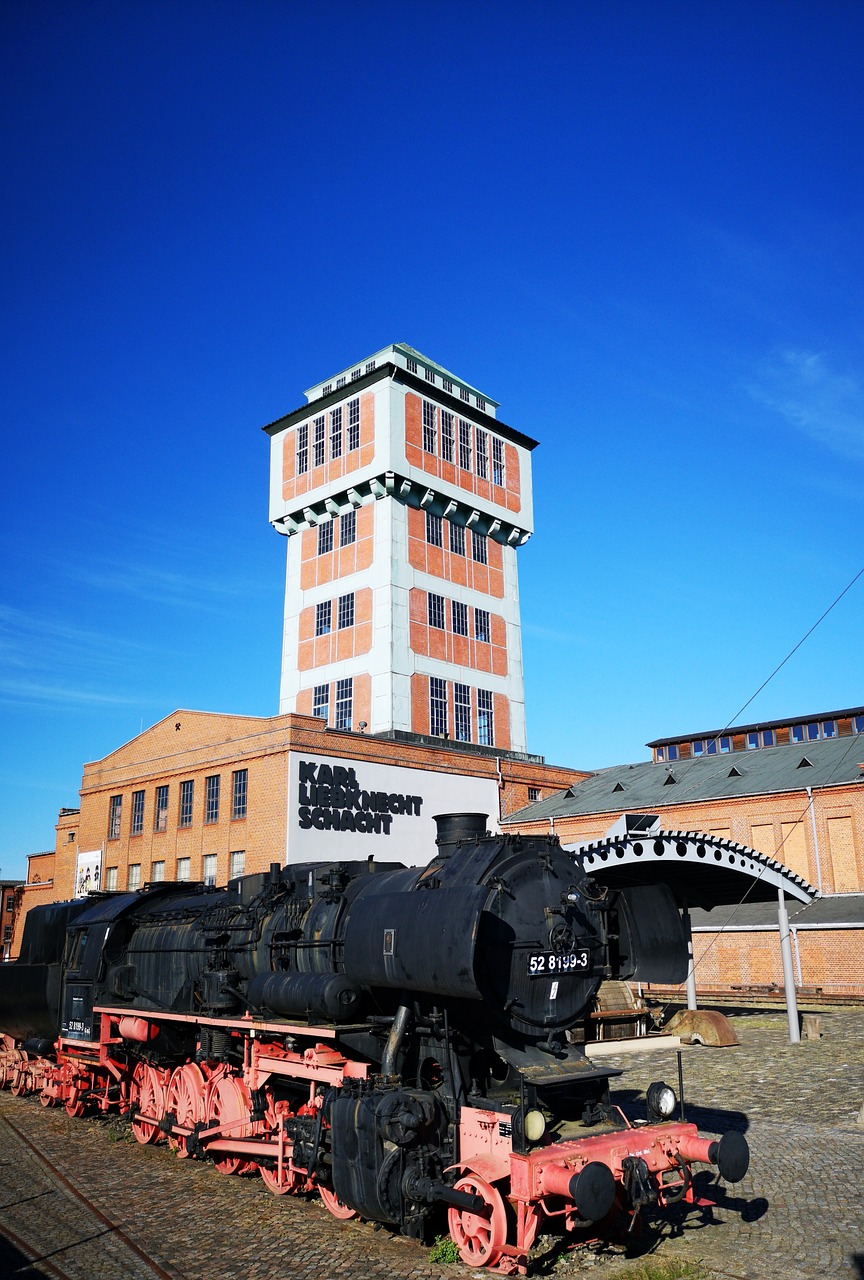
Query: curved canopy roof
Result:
<box><xmin>564</xmin><ymin>829</ymin><xmax>817</xmax><ymax>910</ymax></box>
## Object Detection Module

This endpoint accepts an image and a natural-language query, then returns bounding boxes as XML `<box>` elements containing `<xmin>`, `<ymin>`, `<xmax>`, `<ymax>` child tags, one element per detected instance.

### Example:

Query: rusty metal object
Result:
<box><xmin>664</xmin><ymin>1009</ymin><xmax>739</xmax><ymax>1046</ymax></box>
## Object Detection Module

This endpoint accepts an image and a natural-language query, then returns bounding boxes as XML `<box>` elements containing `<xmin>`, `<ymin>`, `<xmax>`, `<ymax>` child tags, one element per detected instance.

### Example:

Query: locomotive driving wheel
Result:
<box><xmin>166</xmin><ymin>1063</ymin><xmax>205</xmax><ymax>1156</ymax></box>
<box><xmin>131</xmin><ymin>1062</ymin><xmax>165</xmax><ymax>1145</ymax></box>
<box><xmin>205</xmin><ymin>1074</ymin><xmax>254</xmax><ymax>1175</ymax></box>
<box><xmin>447</xmin><ymin>1173</ymin><xmax>507</xmax><ymax>1268</ymax></box>
<box><xmin>319</xmin><ymin>1184</ymin><xmax>359</xmax><ymax>1220</ymax></box>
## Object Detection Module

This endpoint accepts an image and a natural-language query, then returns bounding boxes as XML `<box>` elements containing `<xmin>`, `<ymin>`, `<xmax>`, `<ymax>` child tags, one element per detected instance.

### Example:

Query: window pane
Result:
<box><xmin>430</xmin><ymin>677</ymin><xmax>447</xmax><ymax>737</ymax></box>
<box><xmin>806</xmin><ymin>722</ymin><xmax>820</xmax><ymax>741</ymax></box>
<box><xmin>668</xmin><ymin>744</ymin><xmax>679</xmax><ymax>761</ymax></box>
<box><xmin>475</xmin><ymin>429</ymin><xmax>488</xmax><ymax>478</ymax></box>
<box><xmin>131</xmin><ymin>790</ymin><xmax>145</xmax><ymax>835</ymax></box>
<box><xmin>150</xmin><ymin>860</ymin><xmax>165</xmax><ymax>883</ymax></box>
<box><xmin>458</xmin><ymin>420</ymin><xmax>472</xmax><ymax>470</ymax></box>
<box><xmin>154</xmin><ymin>784</ymin><xmax>169</xmax><ymax>831</ymax></box>
<box><xmin>763</xmin><ymin>728</ymin><xmax>775</xmax><ymax>746</ymax></box>
<box><xmin>474</xmin><ymin>608</ymin><xmax>490</xmax><ymax>642</ymax></box>
<box><xmin>425</xmin><ymin>512</ymin><xmax>442</xmax><ymax>547</ymax></box>
<box><xmin>347</xmin><ymin>398</ymin><xmax>360</xmax><ymax>450</ymax></box>
<box><xmin>315</xmin><ymin>600</ymin><xmax>332</xmax><ymax>635</ymax></box>
<box><xmin>454</xmin><ymin>683</ymin><xmax>471</xmax><ymax>741</ymax></box>
<box><xmin>317</xmin><ymin>521</ymin><xmax>333</xmax><ymax>555</ymax></box>
<box><xmin>296</xmin><ymin>423</ymin><xmax>309</xmax><ymax>475</ymax></box>
<box><xmin>822</xmin><ymin>719</ymin><xmax>836</xmax><ymax>738</ymax></box>
<box><xmin>179</xmin><ymin>780</ymin><xmax>194</xmax><ymax>827</ymax></box>
<box><xmin>477</xmin><ymin>689</ymin><xmax>494</xmax><ymax>746</ymax></box>
<box><xmin>176</xmin><ymin>857</ymin><xmax>190</xmax><ymax>881</ymax></box>
<box><xmin>203</xmin><ymin>854</ymin><xmax>217</xmax><ymax>886</ymax></box>
<box><xmin>335</xmin><ymin>677</ymin><xmax>353</xmax><ymax>730</ymax></box>
<box><xmin>104</xmin><ymin>867</ymin><xmax>118</xmax><ymax>891</ymax></box>
<box><xmin>471</xmin><ymin>531</ymin><xmax>487</xmax><ymax>564</ymax></box>
<box><xmin>747</xmin><ymin>731</ymin><xmax>759</xmax><ymax>749</ymax></box>
<box><xmin>128</xmin><ymin>863</ymin><xmax>141</xmax><ymax>891</ymax></box>
<box><xmin>205</xmin><ymin>775</ymin><xmax>220</xmax><ymax>824</ymax></box>
<box><xmin>313</xmin><ymin>415</ymin><xmax>325</xmax><ymax>466</ymax></box>
<box><xmin>492</xmin><ymin>437</ymin><xmax>504</xmax><ymax>486</ymax></box>
<box><xmin>340</xmin><ymin>509</ymin><xmax>356</xmax><ymax>546</ymax></box>
<box><xmin>313</xmin><ymin>683</ymin><xmax>329</xmax><ymax>720</ymax></box>
<box><xmin>231</xmin><ymin>769</ymin><xmax>248</xmax><ymax>820</ymax></box>
<box><xmin>108</xmin><ymin>795</ymin><xmax>122</xmax><ymax>840</ymax></box>
<box><xmin>449</xmin><ymin>522</ymin><xmax>464</xmax><ymax>556</ymax></box>
<box><xmin>330</xmin><ymin>406</ymin><xmax>342</xmax><ymax>459</ymax></box>
<box><xmin>441</xmin><ymin>411</ymin><xmax>454</xmax><ymax>462</ymax></box>
<box><xmin>422</xmin><ymin>401</ymin><xmax>436</xmax><ymax>453</ymax></box>
<box><xmin>452</xmin><ymin>601</ymin><xmax>468</xmax><ymax>635</ymax></box>
<box><xmin>427</xmin><ymin>593</ymin><xmax>445</xmax><ymax>629</ymax></box>
<box><xmin>791</xmin><ymin>725</ymin><xmax>805</xmax><ymax>743</ymax></box>
<box><xmin>337</xmin><ymin>592</ymin><xmax>355</xmax><ymax>629</ymax></box>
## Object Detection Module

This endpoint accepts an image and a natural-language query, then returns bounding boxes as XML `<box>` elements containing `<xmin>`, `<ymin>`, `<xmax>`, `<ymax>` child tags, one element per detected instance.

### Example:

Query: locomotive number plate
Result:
<box><xmin>527</xmin><ymin>949</ymin><xmax>590</xmax><ymax>976</ymax></box>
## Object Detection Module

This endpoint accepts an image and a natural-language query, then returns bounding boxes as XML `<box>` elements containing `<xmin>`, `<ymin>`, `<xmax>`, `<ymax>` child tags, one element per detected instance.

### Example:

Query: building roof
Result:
<box><xmin>688</xmin><ymin>892</ymin><xmax>864</xmax><ymax>929</ymax></box>
<box><xmin>647</xmin><ymin>705</ymin><xmax>864</xmax><ymax>748</ymax></box>
<box><xmin>503</xmin><ymin>734</ymin><xmax>864</xmax><ymax>824</ymax></box>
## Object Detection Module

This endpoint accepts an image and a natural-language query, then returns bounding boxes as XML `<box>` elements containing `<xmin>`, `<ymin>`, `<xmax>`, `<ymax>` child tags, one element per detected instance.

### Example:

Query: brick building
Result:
<box><xmin>0</xmin><ymin>880</ymin><xmax>24</xmax><ymax>961</ymax></box>
<box><xmin>503</xmin><ymin>707</ymin><xmax>864</xmax><ymax>998</ymax></box>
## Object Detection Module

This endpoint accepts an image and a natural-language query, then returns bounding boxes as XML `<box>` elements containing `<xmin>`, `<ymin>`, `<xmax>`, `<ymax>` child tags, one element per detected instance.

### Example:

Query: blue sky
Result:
<box><xmin>2</xmin><ymin>1</ymin><xmax>862</xmax><ymax>880</ymax></box>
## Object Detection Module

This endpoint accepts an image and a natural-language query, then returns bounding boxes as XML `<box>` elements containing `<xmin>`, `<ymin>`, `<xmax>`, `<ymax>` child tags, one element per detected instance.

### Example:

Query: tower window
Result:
<box><xmin>425</xmin><ymin>366</ymin><xmax>435</xmax><ymax>383</ymax></box>
<box><xmin>460</xmin><ymin>386</ymin><xmax>469</xmax><ymax>402</ymax></box>
<box><xmin>454</xmin><ymin>683</ymin><xmax>471</xmax><ymax>741</ymax></box>
<box><xmin>315</xmin><ymin>601</ymin><xmax>332</xmax><ymax>636</ymax></box>
<box><xmin>428</xmin><ymin>593</ymin><xmax>445</xmax><ymax>629</ymax></box>
<box><xmin>475</xmin><ymin>429</ymin><xmax>488</xmax><ymax>479</ymax></box>
<box><xmin>422</xmin><ymin>401</ymin><xmax>436</xmax><ymax>454</ymax></box>
<box><xmin>449</xmin><ymin>522</ymin><xmax>465</xmax><ymax>556</ymax></box>
<box><xmin>337</xmin><ymin>592</ymin><xmax>355</xmax><ymax>630</ymax></box>
<box><xmin>313</xmin><ymin>683</ymin><xmax>329</xmax><ymax>721</ymax></box>
<box><xmin>313</xmin><ymin>415</ymin><xmax>325</xmax><ymax>467</ymax></box>
<box><xmin>340</xmin><ymin>509</ymin><xmax>356</xmax><ymax>546</ymax></box>
<box><xmin>430</xmin><ymin>677</ymin><xmax>447</xmax><ymax>737</ymax></box>
<box><xmin>296</xmin><ymin>423</ymin><xmax>309</xmax><ymax>475</ymax></box>
<box><xmin>477</xmin><ymin>689</ymin><xmax>494</xmax><ymax>746</ymax></box>
<box><xmin>458</xmin><ymin>420</ymin><xmax>472</xmax><ymax>471</ymax></box>
<box><xmin>406</xmin><ymin>357</ymin><xmax>418</xmax><ymax>373</ymax></box>
<box><xmin>318</xmin><ymin>522</ymin><xmax>333</xmax><ymax>555</ymax></box>
<box><xmin>471</xmin><ymin>530</ymin><xmax>487</xmax><ymax>565</ymax></box>
<box><xmin>452</xmin><ymin>601</ymin><xmax>468</xmax><ymax>636</ymax></box>
<box><xmin>347</xmin><ymin>398</ymin><xmax>360</xmax><ymax>451</ymax></box>
<box><xmin>330</xmin><ymin>406</ymin><xmax>343</xmax><ymax>459</ymax></box>
<box><xmin>441</xmin><ymin>411</ymin><xmax>454</xmax><ymax>463</ymax></box>
<box><xmin>334</xmin><ymin>678</ymin><xmax>353</xmax><ymax>730</ymax></box>
<box><xmin>474</xmin><ymin>608</ymin><xmax>490</xmax><ymax>642</ymax></box>
<box><xmin>492</xmin><ymin>437</ymin><xmax>505</xmax><ymax>486</ymax></box>
<box><xmin>425</xmin><ymin>512</ymin><xmax>443</xmax><ymax>547</ymax></box>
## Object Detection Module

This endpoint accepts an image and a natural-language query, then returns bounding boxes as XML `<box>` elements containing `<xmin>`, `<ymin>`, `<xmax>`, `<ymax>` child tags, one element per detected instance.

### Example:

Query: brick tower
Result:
<box><xmin>264</xmin><ymin>344</ymin><xmax>536</xmax><ymax>753</ymax></box>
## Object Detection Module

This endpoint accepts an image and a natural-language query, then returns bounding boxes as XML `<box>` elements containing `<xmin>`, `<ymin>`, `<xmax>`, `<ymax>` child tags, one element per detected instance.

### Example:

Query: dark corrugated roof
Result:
<box><xmin>503</xmin><ymin>734</ymin><xmax>864</xmax><ymax>824</ymax></box>
<box><xmin>689</xmin><ymin>892</ymin><xmax>864</xmax><ymax>929</ymax></box>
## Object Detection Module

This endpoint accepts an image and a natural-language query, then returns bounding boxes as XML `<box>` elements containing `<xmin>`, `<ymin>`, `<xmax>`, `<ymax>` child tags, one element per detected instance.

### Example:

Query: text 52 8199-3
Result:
<box><xmin>527</xmin><ymin>949</ymin><xmax>590</xmax><ymax>976</ymax></box>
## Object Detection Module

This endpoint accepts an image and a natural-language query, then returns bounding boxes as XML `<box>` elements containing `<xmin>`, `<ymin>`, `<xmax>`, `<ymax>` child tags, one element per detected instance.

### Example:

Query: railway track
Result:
<box><xmin>0</xmin><ymin>1109</ymin><xmax>172</xmax><ymax>1280</ymax></box>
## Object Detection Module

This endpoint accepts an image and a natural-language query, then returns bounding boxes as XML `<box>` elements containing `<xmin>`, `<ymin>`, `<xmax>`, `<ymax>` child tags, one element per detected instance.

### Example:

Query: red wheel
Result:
<box><xmin>166</xmin><ymin>1063</ymin><xmax>205</xmax><ymax>1157</ymax></box>
<box><xmin>65</xmin><ymin>1094</ymin><xmax>86</xmax><ymax>1118</ymax></box>
<box><xmin>260</xmin><ymin>1160</ymin><xmax>303</xmax><ymax>1195</ymax></box>
<box><xmin>319</xmin><ymin>1184</ymin><xmax>359</xmax><ymax>1220</ymax></box>
<box><xmin>205</xmin><ymin>1075</ymin><xmax>254</xmax><ymax>1175</ymax></box>
<box><xmin>131</xmin><ymin>1063</ymin><xmax>165</xmax><ymax>1145</ymax></box>
<box><xmin>447</xmin><ymin>1173</ymin><xmax>507</xmax><ymax>1268</ymax></box>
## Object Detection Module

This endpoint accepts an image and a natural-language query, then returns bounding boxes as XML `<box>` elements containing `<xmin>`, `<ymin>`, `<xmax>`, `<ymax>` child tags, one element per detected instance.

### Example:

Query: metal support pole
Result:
<box><xmin>682</xmin><ymin>900</ymin><xmax>698</xmax><ymax>1011</ymax></box>
<box><xmin>777</xmin><ymin>887</ymin><xmax>801</xmax><ymax>1043</ymax></box>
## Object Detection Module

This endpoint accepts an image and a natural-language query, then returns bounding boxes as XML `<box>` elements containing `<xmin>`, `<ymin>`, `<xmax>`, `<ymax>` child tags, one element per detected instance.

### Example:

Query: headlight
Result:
<box><xmin>646</xmin><ymin>1080</ymin><xmax>677</xmax><ymax>1122</ymax></box>
<box><xmin>524</xmin><ymin>1109</ymin><xmax>547</xmax><ymax>1142</ymax></box>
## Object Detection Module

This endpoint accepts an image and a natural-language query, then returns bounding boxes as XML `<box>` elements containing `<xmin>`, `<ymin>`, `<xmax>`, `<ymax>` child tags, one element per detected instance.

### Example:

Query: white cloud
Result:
<box><xmin>748</xmin><ymin>350</ymin><xmax>864</xmax><ymax>463</ymax></box>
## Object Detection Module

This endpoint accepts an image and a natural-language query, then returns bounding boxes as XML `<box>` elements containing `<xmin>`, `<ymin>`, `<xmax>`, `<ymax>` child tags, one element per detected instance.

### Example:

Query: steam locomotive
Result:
<box><xmin>0</xmin><ymin>814</ymin><xmax>749</xmax><ymax>1273</ymax></box>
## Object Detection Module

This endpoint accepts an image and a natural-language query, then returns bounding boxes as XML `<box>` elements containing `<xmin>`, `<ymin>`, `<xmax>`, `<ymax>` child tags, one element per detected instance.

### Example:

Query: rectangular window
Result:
<box><xmin>422</xmin><ymin>401</ymin><xmax>436</xmax><ymax>453</ymax></box>
<box><xmin>474</xmin><ymin>608</ymin><xmax>490</xmax><ymax>642</ymax></box>
<box><xmin>430</xmin><ymin>677</ymin><xmax>447</xmax><ymax>737</ymax></box>
<box><xmin>477</xmin><ymin>689</ymin><xmax>494</xmax><ymax>746</ymax></box>
<box><xmin>336</xmin><ymin>376</ymin><xmax>345</xmax><ymax>388</ymax></box>
<box><xmin>452</xmin><ymin>600</ymin><xmax>468</xmax><ymax>635</ymax></box>
<box><xmin>475</xmin><ymin>429</ymin><xmax>488</xmax><ymax>478</ymax></box>
<box><xmin>350</xmin><ymin>367</ymin><xmax>362</xmax><ymax>382</ymax></box>
<box><xmin>340</xmin><ymin>509</ymin><xmax>356</xmax><ymax>546</ymax></box>
<box><xmin>443</xmin><ymin>378</ymin><xmax>453</xmax><ymax>393</ymax></box>
<box><xmin>108</xmin><ymin>795</ymin><xmax>122</xmax><ymax>840</ymax></box>
<box><xmin>705</xmin><ymin>739</ymin><xmax>718</xmax><ymax>755</ymax></box>
<box><xmin>318</xmin><ymin>521</ymin><xmax>333</xmax><ymax>555</ymax></box>
<box><xmin>791</xmin><ymin>724</ymin><xmax>805</xmax><ymax>743</ymax></box>
<box><xmin>449</xmin><ymin>521</ymin><xmax>464</xmax><ymax>556</ymax></box>
<box><xmin>460</xmin><ymin>386</ymin><xmax>469</xmax><ymax>402</ymax></box>
<box><xmin>668</xmin><ymin>744</ymin><xmax>679</xmax><ymax>761</ymax></box>
<box><xmin>425</xmin><ymin>512</ymin><xmax>443</xmax><ymax>547</ymax></box>
<box><xmin>692</xmin><ymin>740</ymin><xmax>704</xmax><ymax>756</ymax></box>
<box><xmin>203</xmin><ymin>854</ymin><xmax>217</xmax><ymax>886</ymax></box>
<box><xmin>131</xmin><ymin>790</ymin><xmax>145</xmax><ymax>836</ymax></box>
<box><xmin>428</xmin><ymin>592</ymin><xmax>445</xmax><ymax>629</ymax></box>
<box><xmin>746</xmin><ymin>731</ymin><xmax>759</xmax><ymax>749</ymax></box>
<box><xmin>763</xmin><ymin>728</ymin><xmax>775</xmax><ymax>746</ymax></box>
<box><xmin>127</xmin><ymin>863</ymin><xmax>141</xmax><ymax>891</ymax></box>
<box><xmin>458</xmin><ymin>420</ymin><xmax>472</xmax><ymax>470</ymax></box>
<box><xmin>154</xmin><ymin>784</ymin><xmax>169</xmax><ymax>832</ymax></box>
<box><xmin>322</xmin><ymin>384</ymin><xmax>332</xmax><ymax>396</ymax></box>
<box><xmin>471</xmin><ymin>530</ymin><xmax>487</xmax><ymax>564</ymax></box>
<box><xmin>330</xmin><ymin>406</ymin><xmax>343</xmax><ymax>459</ymax></box>
<box><xmin>406</xmin><ymin>356</ymin><xmax>418</xmax><ymax>373</ymax></box>
<box><xmin>315</xmin><ymin>600</ymin><xmax>332</xmax><ymax>636</ymax></box>
<box><xmin>719</xmin><ymin>736</ymin><xmax>731</xmax><ymax>753</ymax></box>
<box><xmin>822</xmin><ymin>719</ymin><xmax>836</xmax><ymax>738</ymax></box>
<box><xmin>337</xmin><ymin>592</ymin><xmax>355</xmax><ymax>629</ymax></box>
<box><xmin>150</xmin><ymin>860</ymin><xmax>165</xmax><ymax>883</ymax></box>
<box><xmin>296</xmin><ymin>423</ymin><xmax>309</xmax><ymax>475</ymax></box>
<box><xmin>105</xmin><ymin>867</ymin><xmax>118</xmax><ymax>891</ymax></box>
<box><xmin>231</xmin><ymin>769</ymin><xmax>248</xmax><ymax>820</ymax></box>
<box><xmin>425</xmin><ymin>366</ymin><xmax>435</xmax><ymax>383</ymax></box>
<box><xmin>492</xmin><ymin>437</ymin><xmax>504</xmax><ymax>486</ymax></box>
<box><xmin>313</xmin><ymin>415</ymin><xmax>325</xmax><ymax>467</ymax></box>
<box><xmin>204</xmin><ymin>775</ymin><xmax>220</xmax><ymax>824</ymax></box>
<box><xmin>806</xmin><ymin>721</ymin><xmax>820</xmax><ymax>741</ymax></box>
<box><xmin>176</xmin><ymin>857</ymin><xmax>190</xmax><ymax>882</ymax></box>
<box><xmin>179</xmin><ymin>780</ymin><xmax>194</xmax><ymax>828</ymax></box>
<box><xmin>230</xmin><ymin>850</ymin><xmax>246</xmax><ymax>878</ymax></box>
<box><xmin>853</xmin><ymin>715</ymin><xmax>864</xmax><ymax>734</ymax></box>
<box><xmin>454</xmin><ymin>682</ymin><xmax>471</xmax><ymax>742</ymax></box>
<box><xmin>528</xmin><ymin>787</ymin><xmax>541</xmax><ymax>802</ymax></box>
<box><xmin>365</xmin><ymin>360</ymin><xmax>376</xmax><ymax>374</ymax></box>
<box><xmin>313</xmin><ymin>683</ymin><xmax>329</xmax><ymax>721</ymax></box>
<box><xmin>347</xmin><ymin>398</ymin><xmax>360</xmax><ymax>450</ymax></box>
<box><xmin>334</xmin><ymin>677</ymin><xmax>353</xmax><ymax>730</ymax></box>
<box><xmin>441</xmin><ymin>410</ymin><xmax>454</xmax><ymax>462</ymax></box>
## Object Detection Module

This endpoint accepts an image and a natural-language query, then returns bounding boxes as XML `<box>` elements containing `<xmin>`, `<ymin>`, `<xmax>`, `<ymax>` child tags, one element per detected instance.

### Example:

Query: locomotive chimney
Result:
<box><xmin>433</xmin><ymin>812</ymin><xmax>488</xmax><ymax>856</ymax></box>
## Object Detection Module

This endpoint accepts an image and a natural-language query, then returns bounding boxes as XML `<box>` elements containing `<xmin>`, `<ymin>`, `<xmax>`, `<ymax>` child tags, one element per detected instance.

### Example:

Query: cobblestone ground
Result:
<box><xmin>0</xmin><ymin>1008</ymin><xmax>862</xmax><ymax>1280</ymax></box>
